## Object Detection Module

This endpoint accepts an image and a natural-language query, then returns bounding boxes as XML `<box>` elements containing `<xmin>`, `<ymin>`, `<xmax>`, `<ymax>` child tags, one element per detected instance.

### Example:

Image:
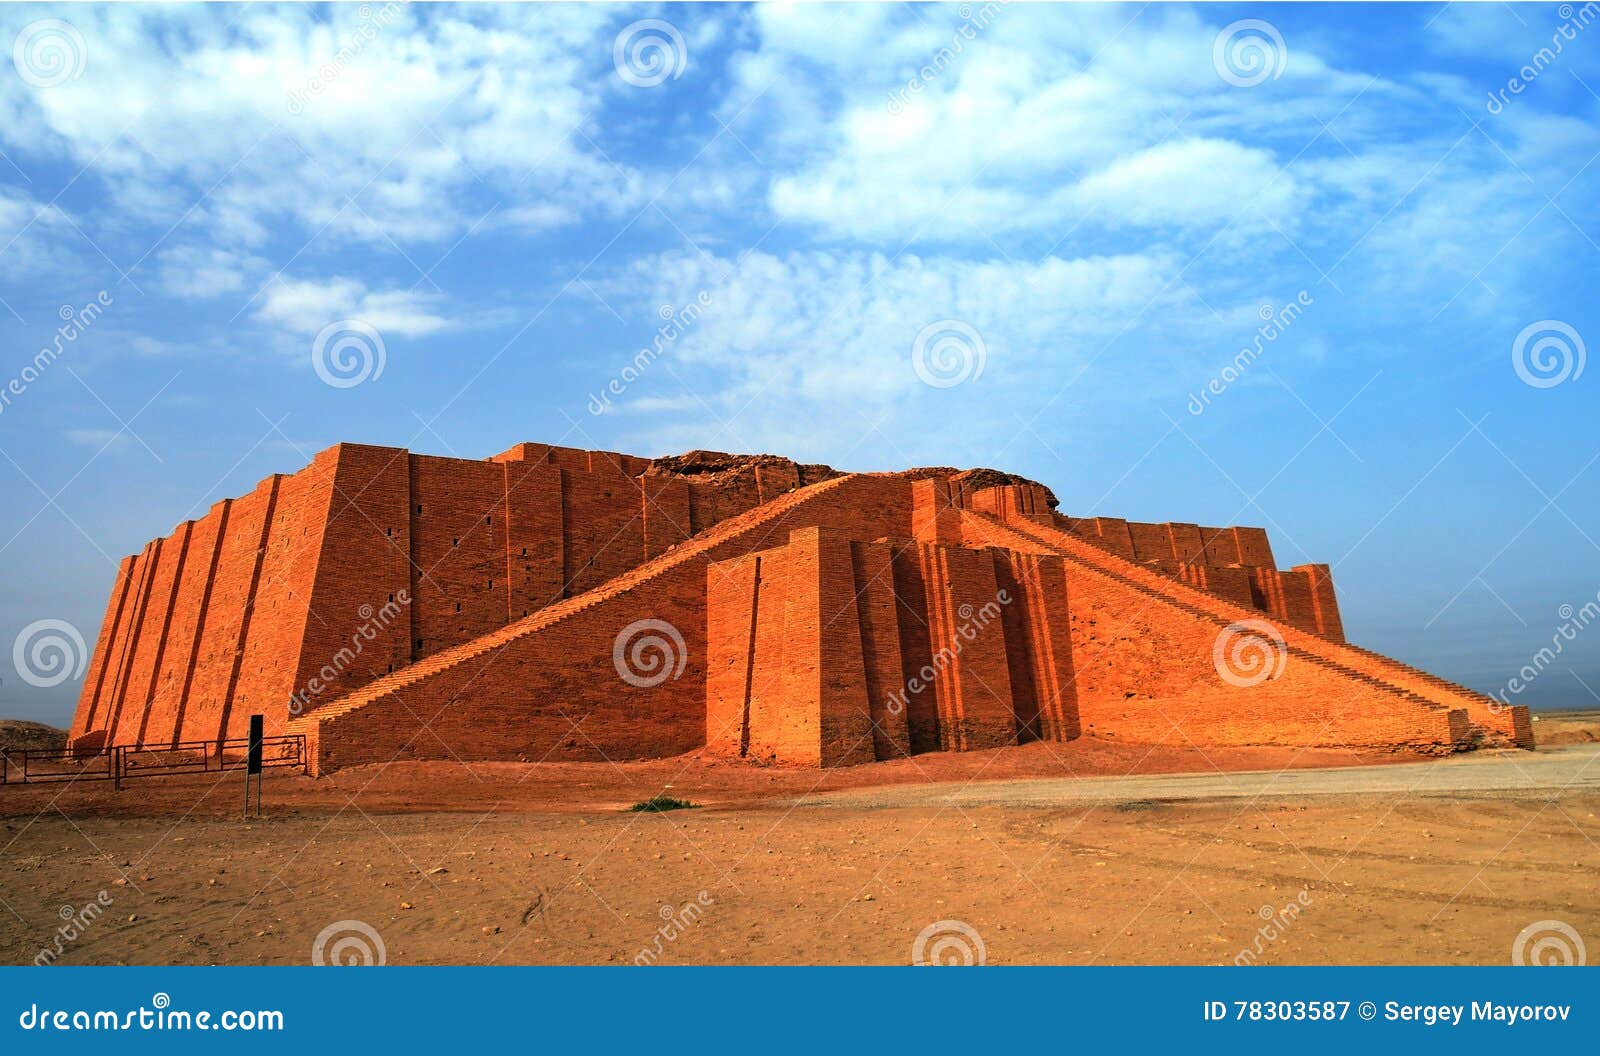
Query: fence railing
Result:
<box><xmin>0</xmin><ymin>734</ymin><xmax>307</xmax><ymax>787</ymax></box>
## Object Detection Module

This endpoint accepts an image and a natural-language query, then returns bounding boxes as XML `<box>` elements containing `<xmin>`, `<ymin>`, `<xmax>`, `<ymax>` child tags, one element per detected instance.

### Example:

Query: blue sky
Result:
<box><xmin>0</xmin><ymin>1</ymin><xmax>1596</xmax><ymax>728</ymax></box>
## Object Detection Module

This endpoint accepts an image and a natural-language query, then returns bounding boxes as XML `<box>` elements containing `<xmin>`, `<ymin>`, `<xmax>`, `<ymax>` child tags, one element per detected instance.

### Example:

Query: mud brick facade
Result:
<box><xmin>68</xmin><ymin>442</ymin><xmax>1533</xmax><ymax>774</ymax></box>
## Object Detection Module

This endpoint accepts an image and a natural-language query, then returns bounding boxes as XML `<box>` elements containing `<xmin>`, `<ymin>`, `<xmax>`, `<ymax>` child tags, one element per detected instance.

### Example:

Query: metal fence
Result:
<box><xmin>0</xmin><ymin>734</ymin><xmax>307</xmax><ymax>787</ymax></box>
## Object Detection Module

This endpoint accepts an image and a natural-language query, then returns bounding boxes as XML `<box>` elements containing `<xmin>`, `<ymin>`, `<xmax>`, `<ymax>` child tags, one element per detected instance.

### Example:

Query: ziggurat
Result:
<box><xmin>69</xmin><ymin>442</ymin><xmax>1533</xmax><ymax>774</ymax></box>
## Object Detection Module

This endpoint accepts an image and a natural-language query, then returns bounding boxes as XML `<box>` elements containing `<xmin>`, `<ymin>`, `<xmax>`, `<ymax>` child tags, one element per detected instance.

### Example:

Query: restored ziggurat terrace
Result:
<box><xmin>68</xmin><ymin>441</ymin><xmax>1533</xmax><ymax>775</ymax></box>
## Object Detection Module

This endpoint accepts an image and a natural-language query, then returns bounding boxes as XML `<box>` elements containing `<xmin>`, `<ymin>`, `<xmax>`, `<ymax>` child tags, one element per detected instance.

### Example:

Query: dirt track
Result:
<box><xmin>2</xmin><ymin>725</ymin><xmax>1596</xmax><ymax>966</ymax></box>
<box><xmin>804</xmin><ymin>744</ymin><xmax>1600</xmax><ymax>808</ymax></box>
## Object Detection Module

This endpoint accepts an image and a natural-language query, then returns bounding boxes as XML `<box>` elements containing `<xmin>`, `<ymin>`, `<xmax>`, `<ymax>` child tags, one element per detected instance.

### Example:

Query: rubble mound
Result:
<box><xmin>644</xmin><ymin>450</ymin><xmax>841</xmax><ymax>488</ymax></box>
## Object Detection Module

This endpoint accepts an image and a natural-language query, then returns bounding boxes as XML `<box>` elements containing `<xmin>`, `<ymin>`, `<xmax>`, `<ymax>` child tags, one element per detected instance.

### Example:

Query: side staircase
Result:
<box><xmin>287</xmin><ymin>475</ymin><xmax>865</xmax><ymax>767</ymax></box>
<box><xmin>971</xmin><ymin>507</ymin><xmax>1529</xmax><ymax>748</ymax></box>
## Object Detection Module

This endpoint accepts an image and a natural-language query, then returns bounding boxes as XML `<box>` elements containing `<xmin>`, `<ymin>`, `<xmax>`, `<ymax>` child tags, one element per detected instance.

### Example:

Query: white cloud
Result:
<box><xmin>0</xmin><ymin>184</ymin><xmax>74</xmax><ymax>273</ymax></box>
<box><xmin>596</xmin><ymin>247</ymin><xmax>1234</xmax><ymax>463</ymax></box>
<box><xmin>64</xmin><ymin>427</ymin><xmax>129</xmax><ymax>449</ymax></box>
<box><xmin>253</xmin><ymin>275</ymin><xmax>448</xmax><ymax>338</ymax></box>
<box><xmin>154</xmin><ymin>246</ymin><xmax>263</xmax><ymax>299</ymax></box>
<box><xmin>0</xmin><ymin>4</ymin><xmax>643</xmax><ymax>251</ymax></box>
<box><xmin>1068</xmin><ymin>138</ymin><xmax>1302</xmax><ymax>230</ymax></box>
<box><xmin>736</xmin><ymin>4</ymin><xmax>1402</xmax><ymax>247</ymax></box>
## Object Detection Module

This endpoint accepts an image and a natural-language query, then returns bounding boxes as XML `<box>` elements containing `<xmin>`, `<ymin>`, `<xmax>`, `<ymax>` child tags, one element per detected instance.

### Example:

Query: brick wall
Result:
<box><xmin>301</xmin><ymin>474</ymin><xmax>916</xmax><ymax>771</ymax></box>
<box><xmin>70</xmin><ymin>443</ymin><xmax>1518</xmax><ymax>769</ymax></box>
<box><xmin>70</xmin><ymin>441</ymin><xmax>840</xmax><ymax>749</ymax></box>
<box><xmin>704</xmin><ymin>526</ymin><xmax>1082</xmax><ymax>768</ymax></box>
<box><xmin>965</xmin><ymin>499</ymin><xmax>1526</xmax><ymax>749</ymax></box>
<box><xmin>952</xmin><ymin>509</ymin><xmax>1464</xmax><ymax>751</ymax></box>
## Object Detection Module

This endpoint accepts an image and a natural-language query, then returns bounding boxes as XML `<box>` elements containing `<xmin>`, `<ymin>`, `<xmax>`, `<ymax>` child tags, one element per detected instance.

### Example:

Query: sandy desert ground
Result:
<box><xmin>2</xmin><ymin>712</ymin><xmax>1597</xmax><ymax>966</ymax></box>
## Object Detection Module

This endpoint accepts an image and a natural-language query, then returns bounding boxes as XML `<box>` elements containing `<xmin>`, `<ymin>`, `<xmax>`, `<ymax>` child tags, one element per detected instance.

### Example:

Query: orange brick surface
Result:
<box><xmin>67</xmin><ymin>443</ymin><xmax>1531</xmax><ymax>772</ymax></box>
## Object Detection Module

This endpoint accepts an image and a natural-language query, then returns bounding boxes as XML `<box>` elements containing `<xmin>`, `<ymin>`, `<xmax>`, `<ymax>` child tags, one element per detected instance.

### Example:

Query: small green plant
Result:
<box><xmin>628</xmin><ymin>794</ymin><xmax>696</xmax><ymax>813</ymax></box>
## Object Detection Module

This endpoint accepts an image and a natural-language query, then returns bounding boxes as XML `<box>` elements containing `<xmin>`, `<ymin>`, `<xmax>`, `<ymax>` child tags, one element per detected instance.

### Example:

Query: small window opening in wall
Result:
<box><xmin>453</xmin><ymin>538</ymin><xmax>459</xmax><ymax>547</ymax></box>
<box><xmin>386</xmin><ymin>664</ymin><xmax>393</xmax><ymax>673</ymax></box>
<box><xmin>520</xmin><ymin>547</ymin><xmax>527</xmax><ymax>557</ymax></box>
<box><xmin>386</xmin><ymin>527</ymin><xmax>393</xmax><ymax>538</ymax></box>
<box><xmin>488</xmin><ymin>579</ymin><xmax>494</xmax><ymax>589</ymax></box>
<box><xmin>455</xmin><ymin>602</ymin><xmax>461</xmax><ymax>613</ymax></box>
<box><xmin>416</xmin><ymin>638</ymin><xmax>424</xmax><ymax>651</ymax></box>
<box><xmin>416</xmin><ymin>504</ymin><xmax>423</xmax><ymax>515</ymax></box>
<box><xmin>388</xmin><ymin>593</ymin><xmax>394</xmax><ymax>603</ymax></box>
<box><xmin>485</xmin><ymin>515</ymin><xmax>491</xmax><ymax>525</ymax></box>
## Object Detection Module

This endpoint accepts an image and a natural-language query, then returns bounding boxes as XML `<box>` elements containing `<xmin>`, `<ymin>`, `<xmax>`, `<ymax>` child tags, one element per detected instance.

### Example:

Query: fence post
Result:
<box><xmin>112</xmin><ymin>746</ymin><xmax>122</xmax><ymax>791</ymax></box>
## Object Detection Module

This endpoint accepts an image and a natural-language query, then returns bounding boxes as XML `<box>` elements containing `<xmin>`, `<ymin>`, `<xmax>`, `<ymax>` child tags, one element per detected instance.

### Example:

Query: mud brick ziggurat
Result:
<box><xmin>69</xmin><ymin>441</ymin><xmax>1534</xmax><ymax>774</ymax></box>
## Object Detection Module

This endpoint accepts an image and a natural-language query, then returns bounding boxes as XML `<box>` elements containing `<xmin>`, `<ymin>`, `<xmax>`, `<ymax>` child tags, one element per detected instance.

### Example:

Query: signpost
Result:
<box><xmin>244</xmin><ymin>714</ymin><xmax>264</xmax><ymax>818</ymax></box>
